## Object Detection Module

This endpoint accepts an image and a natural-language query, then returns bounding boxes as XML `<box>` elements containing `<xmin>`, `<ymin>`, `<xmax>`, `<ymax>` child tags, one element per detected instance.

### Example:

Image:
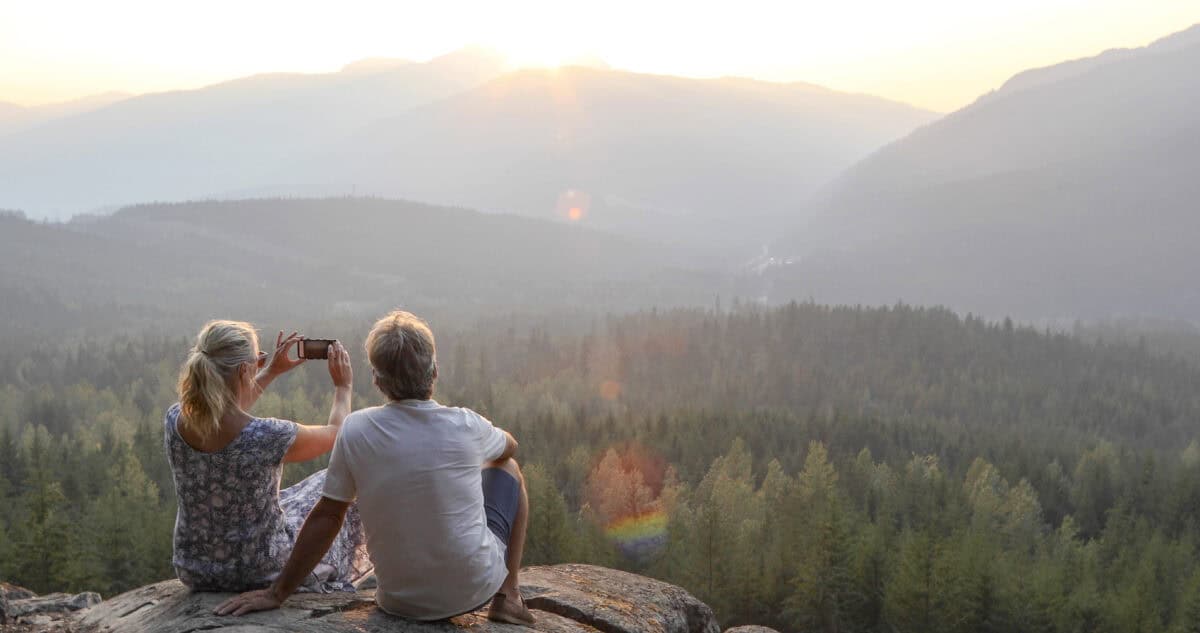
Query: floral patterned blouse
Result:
<box><xmin>164</xmin><ymin>403</ymin><xmax>371</xmax><ymax>593</ymax></box>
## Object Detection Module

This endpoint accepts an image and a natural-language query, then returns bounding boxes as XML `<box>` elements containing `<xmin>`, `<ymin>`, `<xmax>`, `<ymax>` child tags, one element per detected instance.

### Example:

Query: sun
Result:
<box><xmin>504</xmin><ymin>47</ymin><xmax>576</xmax><ymax>69</ymax></box>
<box><xmin>491</xmin><ymin>34</ymin><xmax>591</xmax><ymax>70</ymax></box>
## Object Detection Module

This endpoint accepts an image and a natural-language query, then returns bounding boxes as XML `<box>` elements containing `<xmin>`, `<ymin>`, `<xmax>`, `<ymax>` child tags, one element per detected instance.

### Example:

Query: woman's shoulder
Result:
<box><xmin>251</xmin><ymin>415</ymin><xmax>297</xmax><ymax>435</ymax></box>
<box><xmin>244</xmin><ymin>415</ymin><xmax>299</xmax><ymax>456</ymax></box>
<box><xmin>163</xmin><ymin>403</ymin><xmax>182</xmax><ymax>431</ymax></box>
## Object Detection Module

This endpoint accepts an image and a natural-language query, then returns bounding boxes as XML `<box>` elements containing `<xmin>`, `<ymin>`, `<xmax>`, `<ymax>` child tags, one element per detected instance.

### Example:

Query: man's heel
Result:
<box><xmin>487</xmin><ymin>591</ymin><xmax>537</xmax><ymax>626</ymax></box>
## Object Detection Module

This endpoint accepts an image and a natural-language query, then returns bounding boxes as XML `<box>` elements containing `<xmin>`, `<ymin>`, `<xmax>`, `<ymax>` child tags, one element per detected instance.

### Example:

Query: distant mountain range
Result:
<box><xmin>6</xmin><ymin>24</ymin><xmax>1200</xmax><ymax>324</ymax></box>
<box><xmin>774</xmin><ymin>23</ymin><xmax>1200</xmax><ymax>320</ymax></box>
<box><xmin>0</xmin><ymin>198</ymin><xmax>725</xmax><ymax>340</ymax></box>
<box><xmin>276</xmin><ymin>67</ymin><xmax>936</xmax><ymax>249</ymax></box>
<box><xmin>0</xmin><ymin>48</ymin><xmax>936</xmax><ymax>253</ymax></box>
<box><xmin>0</xmin><ymin>91</ymin><xmax>132</xmax><ymax>136</ymax></box>
<box><xmin>0</xmin><ymin>47</ymin><xmax>508</xmax><ymax>221</ymax></box>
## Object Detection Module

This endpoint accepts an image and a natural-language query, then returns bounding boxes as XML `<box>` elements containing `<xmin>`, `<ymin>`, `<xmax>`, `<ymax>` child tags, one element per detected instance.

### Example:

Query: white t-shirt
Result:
<box><xmin>322</xmin><ymin>399</ymin><xmax>510</xmax><ymax>620</ymax></box>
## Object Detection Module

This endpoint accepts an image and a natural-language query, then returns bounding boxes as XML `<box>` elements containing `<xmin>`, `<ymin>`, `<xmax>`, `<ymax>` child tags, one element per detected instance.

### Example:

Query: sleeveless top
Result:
<box><xmin>163</xmin><ymin>403</ymin><xmax>299</xmax><ymax>591</ymax></box>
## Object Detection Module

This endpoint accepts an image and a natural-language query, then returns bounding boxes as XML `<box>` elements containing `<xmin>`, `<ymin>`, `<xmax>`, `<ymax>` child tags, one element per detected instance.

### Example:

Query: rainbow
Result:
<box><xmin>605</xmin><ymin>511</ymin><xmax>668</xmax><ymax>561</ymax></box>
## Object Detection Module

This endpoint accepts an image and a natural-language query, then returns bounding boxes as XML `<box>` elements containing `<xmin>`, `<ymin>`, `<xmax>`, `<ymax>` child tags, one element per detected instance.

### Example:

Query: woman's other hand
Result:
<box><xmin>214</xmin><ymin>587</ymin><xmax>283</xmax><ymax>616</ymax></box>
<box><xmin>266</xmin><ymin>331</ymin><xmax>304</xmax><ymax>377</ymax></box>
<box><xmin>328</xmin><ymin>341</ymin><xmax>352</xmax><ymax>389</ymax></box>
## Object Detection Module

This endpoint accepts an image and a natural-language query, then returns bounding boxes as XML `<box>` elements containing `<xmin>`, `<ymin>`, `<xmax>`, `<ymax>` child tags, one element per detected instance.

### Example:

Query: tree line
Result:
<box><xmin>3</xmin><ymin>302</ymin><xmax>1200</xmax><ymax>632</ymax></box>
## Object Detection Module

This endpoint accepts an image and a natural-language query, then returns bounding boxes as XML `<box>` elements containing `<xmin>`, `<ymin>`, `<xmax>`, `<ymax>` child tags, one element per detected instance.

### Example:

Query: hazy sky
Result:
<box><xmin>2</xmin><ymin>0</ymin><xmax>1198</xmax><ymax>112</ymax></box>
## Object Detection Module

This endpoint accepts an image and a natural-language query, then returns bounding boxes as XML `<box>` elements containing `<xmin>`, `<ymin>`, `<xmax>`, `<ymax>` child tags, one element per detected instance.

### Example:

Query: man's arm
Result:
<box><xmin>214</xmin><ymin>497</ymin><xmax>350</xmax><ymax>616</ymax></box>
<box><xmin>496</xmin><ymin>430</ymin><xmax>518</xmax><ymax>462</ymax></box>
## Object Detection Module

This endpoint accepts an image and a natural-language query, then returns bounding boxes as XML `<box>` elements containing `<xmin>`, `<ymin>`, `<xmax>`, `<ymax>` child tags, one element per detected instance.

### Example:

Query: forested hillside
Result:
<box><xmin>4</xmin><ymin>302</ymin><xmax>1200</xmax><ymax>632</ymax></box>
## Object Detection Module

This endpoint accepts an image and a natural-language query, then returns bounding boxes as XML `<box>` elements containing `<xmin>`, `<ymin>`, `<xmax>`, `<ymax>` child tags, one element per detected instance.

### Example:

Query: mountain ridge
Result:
<box><xmin>0</xmin><ymin>48</ymin><xmax>510</xmax><ymax>220</ymax></box>
<box><xmin>0</xmin><ymin>51</ymin><xmax>935</xmax><ymax>242</ymax></box>
<box><xmin>992</xmin><ymin>22</ymin><xmax>1200</xmax><ymax>101</ymax></box>
<box><xmin>775</xmin><ymin>23</ymin><xmax>1200</xmax><ymax>320</ymax></box>
<box><xmin>0</xmin><ymin>91</ymin><xmax>132</xmax><ymax>136</ymax></box>
<box><xmin>273</xmin><ymin>64</ymin><xmax>936</xmax><ymax>250</ymax></box>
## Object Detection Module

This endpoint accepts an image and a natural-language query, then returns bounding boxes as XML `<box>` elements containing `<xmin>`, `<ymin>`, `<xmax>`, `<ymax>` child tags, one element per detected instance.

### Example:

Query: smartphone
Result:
<box><xmin>299</xmin><ymin>338</ymin><xmax>336</xmax><ymax>360</ymax></box>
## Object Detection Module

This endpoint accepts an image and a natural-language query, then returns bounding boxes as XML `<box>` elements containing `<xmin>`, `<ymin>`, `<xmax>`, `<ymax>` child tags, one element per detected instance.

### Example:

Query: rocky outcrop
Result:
<box><xmin>723</xmin><ymin>627</ymin><xmax>781</xmax><ymax>633</ymax></box>
<box><xmin>0</xmin><ymin>584</ymin><xmax>37</xmax><ymax>603</ymax></box>
<box><xmin>0</xmin><ymin>583</ymin><xmax>100</xmax><ymax>629</ymax></box>
<box><xmin>69</xmin><ymin>564</ymin><xmax>721</xmax><ymax>633</ymax></box>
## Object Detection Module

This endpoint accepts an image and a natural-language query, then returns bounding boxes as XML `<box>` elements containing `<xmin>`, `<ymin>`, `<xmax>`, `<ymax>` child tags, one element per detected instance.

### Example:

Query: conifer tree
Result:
<box><xmin>524</xmin><ymin>462</ymin><xmax>577</xmax><ymax>565</ymax></box>
<box><xmin>848</xmin><ymin>523</ymin><xmax>889</xmax><ymax>633</ymax></box>
<box><xmin>0</xmin><ymin>521</ymin><xmax>12</xmax><ymax>580</ymax></box>
<box><xmin>1072</xmin><ymin>443</ymin><xmax>1118</xmax><ymax>538</ymax></box>
<box><xmin>81</xmin><ymin>449</ymin><xmax>167</xmax><ymax>596</ymax></box>
<box><xmin>756</xmin><ymin>459</ymin><xmax>794</xmax><ymax>624</ymax></box>
<box><xmin>684</xmin><ymin>439</ymin><xmax>757</xmax><ymax>625</ymax></box>
<box><xmin>0</xmin><ymin>424</ymin><xmax>18</xmax><ymax>497</ymax></box>
<box><xmin>885</xmin><ymin>530</ymin><xmax>944</xmax><ymax>633</ymax></box>
<box><xmin>13</xmin><ymin>428</ymin><xmax>74</xmax><ymax>593</ymax></box>
<box><xmin>785</xmin><ymin>442</ymin><xmax>858</xmax><ymax>632</ymax></box>
<box><xmin>1173</xmin><ymin>571</ymin><xmax>1200</xmax><ymax>633</ymax></box>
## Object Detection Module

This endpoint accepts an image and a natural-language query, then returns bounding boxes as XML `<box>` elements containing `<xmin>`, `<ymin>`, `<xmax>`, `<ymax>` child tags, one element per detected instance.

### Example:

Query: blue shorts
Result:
<box><xmin>481</xmin><ymin>467</ymin><xmax>520</xmax><ymax>545</ymax></box>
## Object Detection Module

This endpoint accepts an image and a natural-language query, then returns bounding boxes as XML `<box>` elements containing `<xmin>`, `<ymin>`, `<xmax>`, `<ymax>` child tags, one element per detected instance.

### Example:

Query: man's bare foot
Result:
<box><xmin>487</xmin><ymin>590</ymin><xmax>536</xmax><ymax>626</ymax></box>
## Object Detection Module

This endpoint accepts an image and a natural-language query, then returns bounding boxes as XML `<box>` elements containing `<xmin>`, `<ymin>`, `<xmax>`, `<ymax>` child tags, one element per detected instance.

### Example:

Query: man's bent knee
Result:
<box><xmin>486</xmin><ymin>457</ymin><xmax>523</xmax><ymax>483</ymax></box>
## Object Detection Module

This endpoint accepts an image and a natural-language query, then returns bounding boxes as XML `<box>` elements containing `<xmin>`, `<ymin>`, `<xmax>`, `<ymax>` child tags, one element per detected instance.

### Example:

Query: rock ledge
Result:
<box><xmin>67</xmin><ymin>564</ymin><xmax>721</xmax><ymax>633</ymax></box>
<box><xmin>1</xmin><ymin>583</ymin><xmax>100</xmax><ymax>629</ymax></box>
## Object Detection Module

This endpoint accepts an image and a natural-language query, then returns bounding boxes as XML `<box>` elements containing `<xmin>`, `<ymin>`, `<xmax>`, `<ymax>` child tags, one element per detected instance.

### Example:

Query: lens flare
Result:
<box><xmin>606</xmin><ymin>510</ymin><xmax>668</xmax><ymax>560</ymax></box>
<box><xmin>599</xmin><ymin>379</ymin><xmax>621</xmax><ymax>400</ymax></box>
<box><xmin>556</xmin><ymin>189</ymin><xmax>590</xmax><ymax>222</ymax></box>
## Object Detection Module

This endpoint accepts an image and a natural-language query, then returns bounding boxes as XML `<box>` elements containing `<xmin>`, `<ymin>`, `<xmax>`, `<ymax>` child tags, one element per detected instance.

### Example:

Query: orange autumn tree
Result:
<box><xmin>582</xmin><ymin>446</ymin><xmax>670</xmax><ymax>561</ymax></box>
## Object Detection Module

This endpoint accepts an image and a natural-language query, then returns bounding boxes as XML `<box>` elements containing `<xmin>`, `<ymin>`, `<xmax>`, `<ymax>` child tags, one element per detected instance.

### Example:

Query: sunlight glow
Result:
<box><xmin>494</xmin><ymin>37</ymin><xmax>589</xmax><ymax>70</ymax></box>
<box><xmin>1</xmin><ymin>0</ymin><xmax>1198</xmax><ymax>110</ymax></box>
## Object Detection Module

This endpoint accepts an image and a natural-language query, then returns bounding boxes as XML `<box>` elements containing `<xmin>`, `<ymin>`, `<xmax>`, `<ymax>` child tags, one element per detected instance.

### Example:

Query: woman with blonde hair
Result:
<box><xmin>165</xmin><ymin>320</ymin><xmax>371</xmax><ymax>592</ymax></box>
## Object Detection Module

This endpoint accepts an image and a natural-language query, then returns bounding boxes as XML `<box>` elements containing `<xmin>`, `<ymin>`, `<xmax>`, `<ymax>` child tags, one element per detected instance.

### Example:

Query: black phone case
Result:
<box><xmin>301</xmin><ymin>339</ymin><xmax>334</xmax><ymax>360</ymax></box>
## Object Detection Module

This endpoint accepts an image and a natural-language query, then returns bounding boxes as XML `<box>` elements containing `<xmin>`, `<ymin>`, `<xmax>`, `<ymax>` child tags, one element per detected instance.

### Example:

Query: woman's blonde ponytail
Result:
<box><xmin>177</xmin><ymin>320</ymin><xmax>258</xmax><ymax>441</ymax></box>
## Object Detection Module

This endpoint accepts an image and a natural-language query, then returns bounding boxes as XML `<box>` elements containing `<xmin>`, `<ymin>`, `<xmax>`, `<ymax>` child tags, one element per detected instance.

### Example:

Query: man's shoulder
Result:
<box><xmin>439</xmin><ymin>405</ymin><xmax>488</xmax><ymax>429</ymax></box>
<box><xmin>349</xmin><ymin>403</ymin><xmax>396</xmax><ymax>420</ymax></box>
<box><xmin>441</xmin><ymin>403</ymin><xmax>476</xmax><ymax>417</ymax></box>
<box><xmin>342</xmin><ymin>403</ymin><xmax>463</xmax><ymax>427</ymax></box>
<box><xmin>415</xmin><ymin>400</ymin><xmax>478</xmax><ymax>422</ymax></box>
<box><xmin>341</xmin><ymin>405</ymin><xmax>388</xmax><ymax>436</ymax></box>
<box><xmin>345</xmin><ymin>402</ymin><xmax>478</xmax><ymax>428</ymax></box>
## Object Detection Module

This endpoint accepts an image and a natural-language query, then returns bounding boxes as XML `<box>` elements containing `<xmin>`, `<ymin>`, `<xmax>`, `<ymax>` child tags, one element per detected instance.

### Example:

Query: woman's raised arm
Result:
<box><xmin>284</xmin><ymin>341</ymin><xmax>352</xmax><ymax>463</ymax></box>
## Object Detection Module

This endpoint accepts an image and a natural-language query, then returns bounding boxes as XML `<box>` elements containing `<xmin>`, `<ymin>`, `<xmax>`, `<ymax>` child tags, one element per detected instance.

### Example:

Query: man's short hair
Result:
<box><xmin>365</xmin><ymin>310</ymin><xmax>437</xmax><ymax>401</ymax></box>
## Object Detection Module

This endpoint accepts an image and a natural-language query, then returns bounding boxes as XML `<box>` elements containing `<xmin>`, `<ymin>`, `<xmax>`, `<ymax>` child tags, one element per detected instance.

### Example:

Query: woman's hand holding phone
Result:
<box><xmin>266</xmin><ymin>331</ymin><xmax>305</xmax><ymax>378</ymax></box>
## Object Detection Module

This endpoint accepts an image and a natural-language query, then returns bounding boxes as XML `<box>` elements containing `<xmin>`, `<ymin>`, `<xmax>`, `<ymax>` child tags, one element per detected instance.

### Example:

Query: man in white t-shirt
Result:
<box><xmin>215</xmin><ymin>310</ymin><xmax>536</xmax><ymax>625</ymax></box>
